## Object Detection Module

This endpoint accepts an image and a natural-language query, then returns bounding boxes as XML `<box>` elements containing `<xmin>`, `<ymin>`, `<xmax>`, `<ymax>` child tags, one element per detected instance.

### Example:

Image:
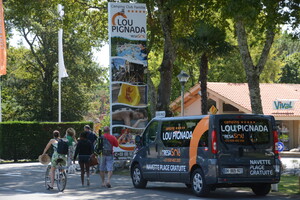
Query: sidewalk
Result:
<box><xmin>280</xmin><ymin>157</ymin><xmax>300</xmax><ymax>175</ymax></box>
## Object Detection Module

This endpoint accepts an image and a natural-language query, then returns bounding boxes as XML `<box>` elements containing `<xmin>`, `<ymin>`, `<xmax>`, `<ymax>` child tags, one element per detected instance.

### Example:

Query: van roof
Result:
<box><xmin>153</xmin><ymin>114</ymin><xmax>273</xmax><ymax>121</ymax></box>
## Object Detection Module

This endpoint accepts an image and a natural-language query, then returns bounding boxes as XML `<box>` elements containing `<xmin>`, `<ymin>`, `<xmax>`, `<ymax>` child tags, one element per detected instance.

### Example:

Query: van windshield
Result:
<box><xmin>219</xmin><ymin>119</ymin><xmax>271</xmax><ymax>145</ymax></box>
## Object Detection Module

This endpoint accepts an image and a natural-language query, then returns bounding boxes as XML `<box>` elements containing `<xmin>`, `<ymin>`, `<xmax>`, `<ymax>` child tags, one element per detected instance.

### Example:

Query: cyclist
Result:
<box><xmin>42</xmin><ymin>130</ymin><xmax>67</xmax><ymax>190</ymax></box>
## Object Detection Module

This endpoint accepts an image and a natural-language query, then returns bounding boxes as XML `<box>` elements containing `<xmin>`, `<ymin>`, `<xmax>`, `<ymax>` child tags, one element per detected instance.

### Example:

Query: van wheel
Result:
<box><xmin>131</xmin><ymin>164</ymin><xmax>147</xmax><ymax>188</ymax></box>
<box><xmin>251</xmin><ymin>184</ymin><xmax>271</xmax><ymax>196</ymax></box>
<box><xmin>191</xmin><ymin>169</ymin><xmax>210</xmax><ymax>197</ymax></box>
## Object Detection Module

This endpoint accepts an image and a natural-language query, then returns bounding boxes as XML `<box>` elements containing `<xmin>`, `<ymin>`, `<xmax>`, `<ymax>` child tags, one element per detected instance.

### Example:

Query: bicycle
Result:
<box><xmin>45</xmin><ymin>158</ymin><xmax>67</xmax><ymax>192</ymax></box>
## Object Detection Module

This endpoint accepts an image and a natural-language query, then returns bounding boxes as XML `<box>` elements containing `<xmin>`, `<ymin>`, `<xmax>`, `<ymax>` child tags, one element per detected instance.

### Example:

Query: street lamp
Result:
<box><xmin>177</xmin><ymin>70</ymin><xmax>190</xmax><ymax>116</ymax></box>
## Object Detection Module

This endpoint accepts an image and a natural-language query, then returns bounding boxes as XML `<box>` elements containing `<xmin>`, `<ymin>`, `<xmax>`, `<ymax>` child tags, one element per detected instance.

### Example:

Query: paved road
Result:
<box><xmin>0</xmin><ymin>162</ymin><xmax>297</xmax><ymax>200</ymax></box>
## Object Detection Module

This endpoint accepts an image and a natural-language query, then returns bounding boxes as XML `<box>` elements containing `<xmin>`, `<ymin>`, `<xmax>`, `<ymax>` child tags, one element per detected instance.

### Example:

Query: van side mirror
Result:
<box><xmin>135</xmin><ymin>135</ymin><xmax>142</xmax><ymax>146</ymax></box>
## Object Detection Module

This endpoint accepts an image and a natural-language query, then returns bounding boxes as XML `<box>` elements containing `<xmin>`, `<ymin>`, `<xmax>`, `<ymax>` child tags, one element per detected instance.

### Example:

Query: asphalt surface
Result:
<box><xmin>0</xmin><ymin>162</ymin><xmax>298</xmax><ymax>200</ymax></box>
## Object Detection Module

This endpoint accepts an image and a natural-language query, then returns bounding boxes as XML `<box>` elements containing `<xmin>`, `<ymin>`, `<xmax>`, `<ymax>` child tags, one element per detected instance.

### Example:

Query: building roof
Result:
<box><xmin>170</xmin><ymin>82</ymin><xmax>300</xmax><ymax>118</ymax></box>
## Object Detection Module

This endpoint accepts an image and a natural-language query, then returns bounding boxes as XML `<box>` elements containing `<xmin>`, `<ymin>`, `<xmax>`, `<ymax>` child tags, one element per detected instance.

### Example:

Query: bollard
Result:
<box><xmin>271</xmin><ymin>183</ymin><xmax>278</xmax><ymax>192</ymax></box>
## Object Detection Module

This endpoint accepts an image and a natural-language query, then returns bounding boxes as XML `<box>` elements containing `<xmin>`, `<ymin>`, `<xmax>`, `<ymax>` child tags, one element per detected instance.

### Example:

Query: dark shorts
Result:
<box><xmin>78</xmin><ymin>155</ymin><xmax>90</xmax><ymax>164</ymax></box>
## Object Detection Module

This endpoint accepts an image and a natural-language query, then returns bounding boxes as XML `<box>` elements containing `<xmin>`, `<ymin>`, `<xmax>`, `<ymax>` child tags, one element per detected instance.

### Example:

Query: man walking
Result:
<box><xmin>84</xmin><ymin>125</ymin><xmax>97</xmax><ymax>145</ymax></box>
<box><xmin>99</xmin><ymin>126</ymin><xmax>119</xmax><ymax>188</ymax></box>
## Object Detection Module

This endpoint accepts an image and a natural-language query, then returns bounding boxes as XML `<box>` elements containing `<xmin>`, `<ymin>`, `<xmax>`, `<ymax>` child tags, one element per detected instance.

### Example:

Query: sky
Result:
<box><xmin>10</xmin><ymin>30</ymin><xmax>110</xmax><ymax>68</ymax></box>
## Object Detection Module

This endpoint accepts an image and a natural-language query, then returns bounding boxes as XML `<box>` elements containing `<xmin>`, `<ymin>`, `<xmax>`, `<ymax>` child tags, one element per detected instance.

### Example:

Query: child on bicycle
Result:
<box><xmin>42</xmin><ymin>130</ymin><xmax>67</xmax><ymax>190</ymax></box>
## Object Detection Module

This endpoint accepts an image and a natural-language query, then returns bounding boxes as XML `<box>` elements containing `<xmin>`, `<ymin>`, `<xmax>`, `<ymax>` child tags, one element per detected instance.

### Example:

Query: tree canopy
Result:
<box><xmin>2</xmin><ymin>0</ymin><xmax>300</xmax><ymax>121</ymax></box>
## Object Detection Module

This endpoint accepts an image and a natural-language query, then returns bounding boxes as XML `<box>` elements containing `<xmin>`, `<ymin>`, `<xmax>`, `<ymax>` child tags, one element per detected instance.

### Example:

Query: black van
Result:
<box><xmin>130</xmin><ymin>114</ymin><xmax>281</xmax><ymax>197</ymax></box>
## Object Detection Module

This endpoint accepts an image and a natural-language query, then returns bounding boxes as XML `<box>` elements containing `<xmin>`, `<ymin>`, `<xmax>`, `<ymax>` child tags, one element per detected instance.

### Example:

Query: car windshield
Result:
<box><xmin>219</xmin><ymin>119</ymin><xmax>271</xmax><ymax>145</ymax></box>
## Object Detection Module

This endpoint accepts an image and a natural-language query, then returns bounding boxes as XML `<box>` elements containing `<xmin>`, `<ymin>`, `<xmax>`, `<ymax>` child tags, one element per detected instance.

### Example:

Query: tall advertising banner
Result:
<box><xmin>108</xmin><ymin>2</ymin><xmax>147</xmax><ymax>159</ymax></box>
<box><xmin>0</xmin><ymin>0</ymin><xmax>7</xmax><ymax>75</ymax></box>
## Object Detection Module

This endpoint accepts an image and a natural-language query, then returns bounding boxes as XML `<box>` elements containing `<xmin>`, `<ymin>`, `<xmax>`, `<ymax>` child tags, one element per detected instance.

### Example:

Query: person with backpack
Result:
<box><xmin>65</xmin><ymin>128</ymin><xmax>77</xmax><ymax>172</ymax></box>
<box><xmin>42</xmin><ymin>130</ymin><xmax>67</xmax><ymax>190</ymax></box>
<box><xmin>84</xmin><ymin>125</ymin><xmax>97</xmax><ymax>145</ymax></box>
<box><xmin>73</xmin><ymin>131</ymin><xmax>94</xmax><ymax>186</ymax></box>
<box><xmin>98</xmin><ymin>126</ymin><xmax>119</xmax><ymax>188</ymax></box>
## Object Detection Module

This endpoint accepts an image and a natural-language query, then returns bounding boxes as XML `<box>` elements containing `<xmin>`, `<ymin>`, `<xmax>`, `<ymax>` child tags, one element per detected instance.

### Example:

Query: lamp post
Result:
<box><xmin>177</xmin><ymin>70</ymin><xmax>190</xmax><ymax>116</ymax></box>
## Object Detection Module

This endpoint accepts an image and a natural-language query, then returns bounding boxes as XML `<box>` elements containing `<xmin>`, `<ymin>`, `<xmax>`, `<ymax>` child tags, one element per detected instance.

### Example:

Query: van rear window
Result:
<box><xmin>220</xmin><ymin>119</ymin><xmax>270</xmax><ymax>145</ymax></box>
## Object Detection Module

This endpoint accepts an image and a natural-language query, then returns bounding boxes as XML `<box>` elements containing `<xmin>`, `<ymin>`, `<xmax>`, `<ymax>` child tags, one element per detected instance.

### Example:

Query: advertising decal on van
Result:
<box><xmin>189</xmin><ymin>116</ymin><xmax>209</xmax><ymax>171</ymax></box>
<box><xmin>249</xmin><ymin>160</ymin><xmax>273</xmax><ymax>176</ymax></box>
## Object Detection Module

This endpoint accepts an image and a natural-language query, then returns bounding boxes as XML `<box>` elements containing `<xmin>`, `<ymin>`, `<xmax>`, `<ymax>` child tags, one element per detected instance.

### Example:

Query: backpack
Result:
<box><xmin>57</xmin><ymin>138</ymin><xmax>69</xmax><ymax>155</ymax></box>
<box><xmin>94</xmin><ymin>136</ymin><xmax>103</xmax><ymax>155</ymax></box>
<box><xmin>94</xmin><ymin>136</ymin><xmax>113</xmax><ymax>156</ymax></box>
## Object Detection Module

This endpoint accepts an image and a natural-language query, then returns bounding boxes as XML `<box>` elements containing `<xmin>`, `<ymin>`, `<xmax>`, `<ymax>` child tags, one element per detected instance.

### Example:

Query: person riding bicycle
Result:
<box><xmin>42</xmin><ymin>130</ymin><xmax>67</xmax><ymax>190</ymax></box>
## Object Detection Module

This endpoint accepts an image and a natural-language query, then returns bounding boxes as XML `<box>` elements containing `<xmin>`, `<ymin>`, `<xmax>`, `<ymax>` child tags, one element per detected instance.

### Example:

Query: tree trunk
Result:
<box><xmin>156</xmin><ymin>0</ymin><xmax>176</xmax><ymax>116</ymax></box>
<box><xmin>41</xmin><ymin>65</ymin><xmax>54</xmax><ymax>121</ymax></box>
<box><xmin>148</xmin><ymin>72</ymin><xmax>157</xmax><ymax>119</ymax></box>
<box><xmin>235</xmin><ymin>18</ymin><xmax>275</xmax><ymax>114</ymax></box>
<box><xmin>199</xmin><ymin>52</ymin><xmax>208</xmax><ymax>115</ymax></box>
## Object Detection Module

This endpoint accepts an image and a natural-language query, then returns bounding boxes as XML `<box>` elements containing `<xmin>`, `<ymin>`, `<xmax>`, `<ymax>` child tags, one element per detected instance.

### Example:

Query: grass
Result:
<box><xmin>277</xmin><ymin>175</ymin><xmax>300</xmax><ymax>196</ymax></box>
<box><xmin>114</xmin><ymin>168</ymin><xmax>130</xmax><ymax>176</ymax></box>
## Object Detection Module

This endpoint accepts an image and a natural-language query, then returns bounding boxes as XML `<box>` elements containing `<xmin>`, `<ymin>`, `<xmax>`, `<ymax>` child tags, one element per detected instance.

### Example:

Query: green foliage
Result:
<box><xmin>3</xmin><ymin>0</ymin><xmax>300</xmax><ymax>120</ymax></box>
<box><xmin>0</xmin><ymin>121</ymin><xmax>93</xmax><ymax>162</ymax></box>
<box><xmin>3</xmin><ymin>0</ymin><xmax>107</xmax><ymax>122</ymax></box>
<box><xmin>279</xmin><ymin>52</ymin><xmax>300</xmax><ymax>84</ymax></box>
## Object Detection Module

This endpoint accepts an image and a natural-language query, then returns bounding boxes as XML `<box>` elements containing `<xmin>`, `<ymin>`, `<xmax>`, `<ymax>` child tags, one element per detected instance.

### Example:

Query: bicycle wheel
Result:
<box><xmin>56</xmin><ymin>169</ymin><xmax>67</xmax><ymax>192</ymax></box>
<box><xmin>44</xmin><ymin>165</ymin><xmax>51</xmax><ymax>189</ymax></box>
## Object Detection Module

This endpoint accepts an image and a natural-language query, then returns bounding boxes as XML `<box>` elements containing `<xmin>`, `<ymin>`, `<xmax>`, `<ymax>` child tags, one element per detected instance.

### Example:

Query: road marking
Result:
<box><xmin>0</xmin><ymin>187</ymin><xmax>10</xmax><ymax>190</ymax></box>
<box><xmin>1</xmin><ymin>173</ymin><xmax>22</xmax><ymax>177</ymax></box>
<box><xmin>0</xmin><ymin>187</ymin><xmax>32</xmax><ymax>193</ymax></box>
<box><xmin>15</xmin><ymin>189</ymin><xmax>31</xmax><ymax>193</ymax></box>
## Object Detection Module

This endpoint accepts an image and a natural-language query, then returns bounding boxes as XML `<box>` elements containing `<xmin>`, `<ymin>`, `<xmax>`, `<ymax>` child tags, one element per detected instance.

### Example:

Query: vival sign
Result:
<box><xmin>273</xmin><ymin>100</ymin><xmax>297</xmax><ymax>110</ymax></box>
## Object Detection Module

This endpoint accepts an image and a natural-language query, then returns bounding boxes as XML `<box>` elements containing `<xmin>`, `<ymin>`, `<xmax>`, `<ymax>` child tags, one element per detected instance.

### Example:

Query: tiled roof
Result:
<box><xmin>171</xmin><ymin>82</ymin><xmax>300</xmax><ymax>117</ymax></box>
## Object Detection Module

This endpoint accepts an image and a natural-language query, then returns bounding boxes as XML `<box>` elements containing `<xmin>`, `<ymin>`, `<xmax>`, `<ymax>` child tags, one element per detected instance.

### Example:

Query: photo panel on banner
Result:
<box><xmin>112</xmin><ymin>82</ymin><xmax>147</xmax><ymax>107</ymax></box>
<box><xmin>112</xmin><ymin>127</ymin><xmax>144</xmax><ymax>159</ymax></box>
<box><xmin>112</xmin><ymin>105</ymin><xmax>148</xmax><ymax>129</ymax></box>
<box><xmin>111</xmin><ymin>57</ymin><xmax>147</xmax><ymax>84</ymax></box>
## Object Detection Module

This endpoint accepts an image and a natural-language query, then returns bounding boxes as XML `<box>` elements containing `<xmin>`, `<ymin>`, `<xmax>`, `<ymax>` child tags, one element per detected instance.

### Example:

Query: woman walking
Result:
<box><xmin>42</xmin><ymin>130</ymin><xmax>67</xmax><ymax>190</ymax></box>
<box><xmin>65</xmin><ymin>128</ymin><xmax>77</xmax><ymax>168</ymax></box>
<box><xmin>73</xmin><ymin>131</ymin><xmax>94</xmax><ymax>186</ymax></box>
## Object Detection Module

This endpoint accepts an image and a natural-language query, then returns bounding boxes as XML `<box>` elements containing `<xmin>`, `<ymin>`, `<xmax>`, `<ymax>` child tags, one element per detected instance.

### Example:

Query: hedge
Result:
<box><xmin>0</xmin><ymin>121</ymin><xmax>93</xmax><ymax>162</ymax></box>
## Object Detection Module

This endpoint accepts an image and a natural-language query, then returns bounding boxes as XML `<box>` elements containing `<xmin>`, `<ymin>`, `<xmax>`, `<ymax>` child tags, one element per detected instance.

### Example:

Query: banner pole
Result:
<box><xmin>0</xmin><ymin>76</ymin><xmax>2</xmax><ymax>122</ymax></box>
<box><xmin>58</xmin><ymin>74</ymin><xmax>61</xmax><ymax>122</ymax></box>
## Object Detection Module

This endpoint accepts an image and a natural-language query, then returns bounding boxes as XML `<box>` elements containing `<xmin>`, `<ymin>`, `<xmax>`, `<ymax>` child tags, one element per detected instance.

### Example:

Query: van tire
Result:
<box><xmin>191</xmin><ymin>168</ymin><xmax>210</xmax><ymax>197</ymax></box>
<box><xmin>131</xmin><ymin>164</ymin><xmax>147</xmax><ymax>189</ymax></box>
<box><xmin>251</xmin><ymin>184</ymin><xmax>271</xmax><ymax>196</ymax></box>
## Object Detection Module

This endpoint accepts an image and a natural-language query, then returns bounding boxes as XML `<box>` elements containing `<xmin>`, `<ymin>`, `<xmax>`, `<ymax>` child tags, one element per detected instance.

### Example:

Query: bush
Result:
<box><xmin>0</xmin><ymin>121</ymin><xmax>93</xmax><ymax>162</ymax></box>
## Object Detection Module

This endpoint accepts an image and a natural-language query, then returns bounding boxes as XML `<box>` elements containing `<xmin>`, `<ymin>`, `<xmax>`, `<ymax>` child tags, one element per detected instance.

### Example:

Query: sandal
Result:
<box><xmin>47</xmin><ymin>184</ymin><xmax>53</xmax><ymax>190</ymax></box>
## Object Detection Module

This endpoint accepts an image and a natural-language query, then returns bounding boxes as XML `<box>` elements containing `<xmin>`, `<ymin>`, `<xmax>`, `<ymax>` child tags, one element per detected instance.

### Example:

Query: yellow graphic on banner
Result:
<box><xmin>118</xmin><ymin>83</ymin><xmax>141</xmax><ymax>106</ymax></box>
<box><xmin>209</xmin><ymin>105</ymin><xmax>218</xmax><ymax>114</ymax></box>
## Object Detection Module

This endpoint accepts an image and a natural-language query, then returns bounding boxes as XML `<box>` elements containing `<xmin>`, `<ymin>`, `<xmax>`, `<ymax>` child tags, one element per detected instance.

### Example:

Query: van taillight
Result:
<box><xmin>211</xmin><ymin>130</ymin><xmax>217</xmax><ymax>154</ymax></box>
<box><xmin>273</xmin><ymin>130</ymin><xmax>279</xmax><ymax>155</ymax></box>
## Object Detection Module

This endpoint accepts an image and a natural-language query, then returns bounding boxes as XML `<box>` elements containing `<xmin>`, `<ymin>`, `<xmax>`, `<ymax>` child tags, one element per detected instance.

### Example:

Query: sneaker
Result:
<box><xmin>47</xmin><ymin>184</ymin><xmax>53</xmax><ymax>190</ymax></box>
<box><xmin>106</xmin><ymin>183</ymin><xmax>111</xmax><ymax>188</ymax></box>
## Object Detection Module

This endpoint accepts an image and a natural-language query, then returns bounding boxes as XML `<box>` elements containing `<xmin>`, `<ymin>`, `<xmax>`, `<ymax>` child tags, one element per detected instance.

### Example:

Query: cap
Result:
<box><xmin>103</xmin><ymin>126</ymin><xmax>110</xmax><ymax>133</ymax></box>
<box><xmin>84</xmin><ymin>125</ymin><xmax>91</xmax><ymax>130</ymax></box>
